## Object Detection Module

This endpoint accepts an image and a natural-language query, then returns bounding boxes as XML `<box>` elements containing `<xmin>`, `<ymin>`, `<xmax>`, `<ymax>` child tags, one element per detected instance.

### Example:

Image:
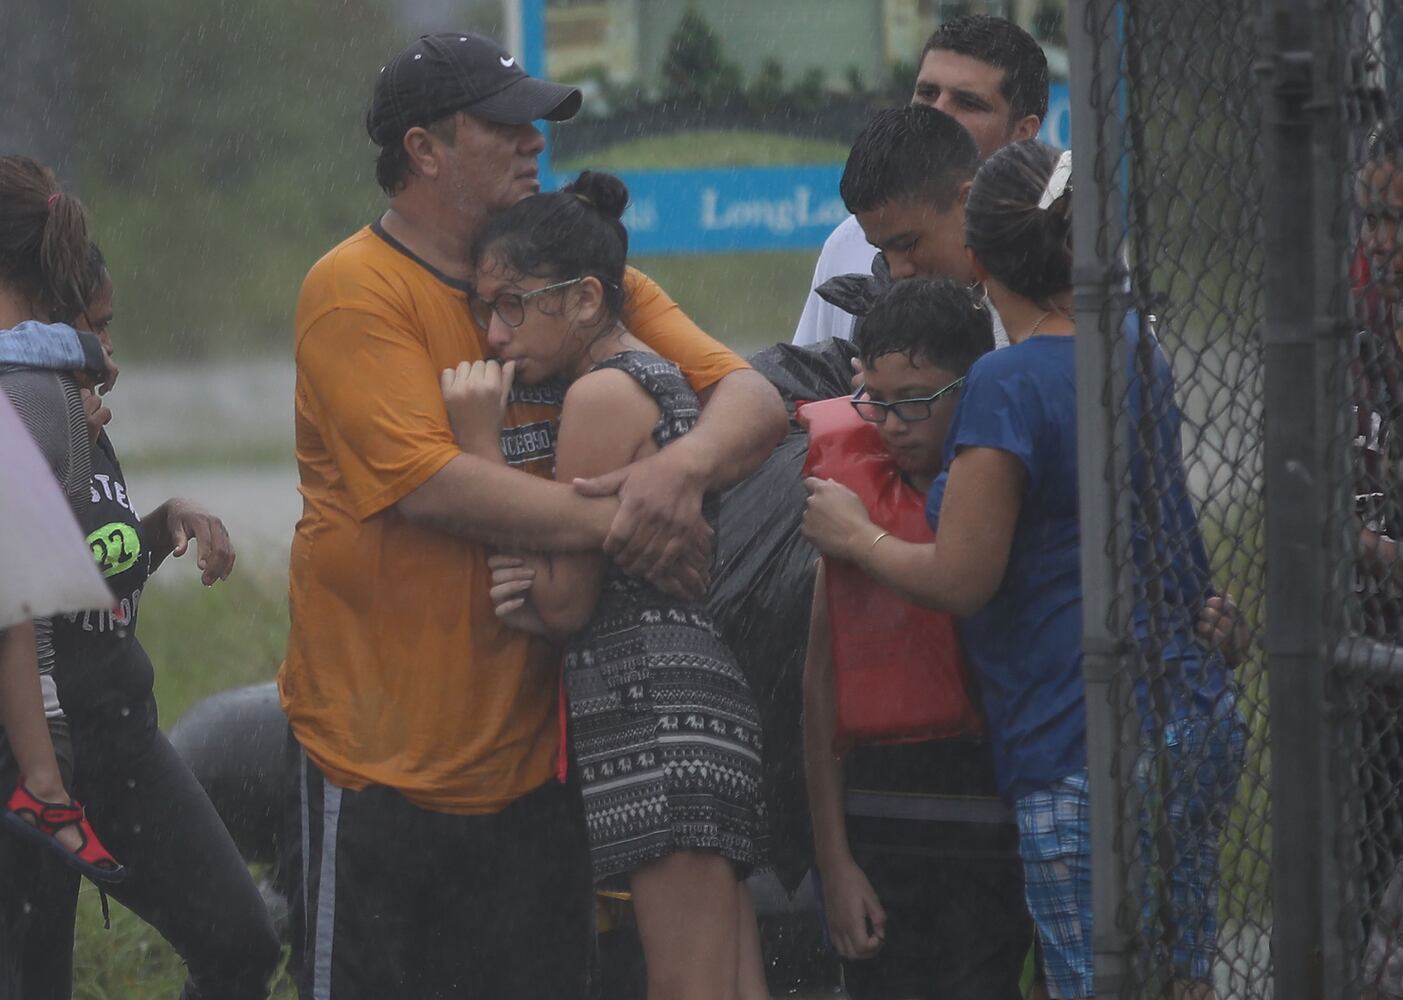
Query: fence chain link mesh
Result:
<box><xmin>1074</xmin><ymin>0</ymin><xmax>1403</xmax><ymax>995</ymax></box>
<box><xmin>1074</xmin><ymin>0</ymin><xmax>1271</xmax><ymax>995</ymax></box>
<box><xmin>1328</xmin><ymin>2</ymin><xmax>1403</xmax><ymax>997</ymax></box>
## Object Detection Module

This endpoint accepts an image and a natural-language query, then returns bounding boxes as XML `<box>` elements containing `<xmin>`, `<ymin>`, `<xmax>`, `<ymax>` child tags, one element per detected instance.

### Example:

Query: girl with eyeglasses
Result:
<box><xmin>803</xmin><ymin>142</ymin><xmax>1245</xmax><ymax>1000</ymax></box>
<box><xmin>442</xmin><ymin>170</ymin><xmax>769</xmax><ymax>1000</ymax></box>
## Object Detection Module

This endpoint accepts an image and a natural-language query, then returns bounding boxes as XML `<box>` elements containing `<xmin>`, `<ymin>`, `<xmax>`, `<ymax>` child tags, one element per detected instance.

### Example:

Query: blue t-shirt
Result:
<box><xmin>926</xmin><ymin>321</ymin><xmax>1230</xmax><ymax>802</ymax></box>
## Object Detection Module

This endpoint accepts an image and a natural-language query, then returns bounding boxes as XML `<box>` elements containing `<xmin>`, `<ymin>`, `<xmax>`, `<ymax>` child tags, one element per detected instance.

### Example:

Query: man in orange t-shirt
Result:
<box><xmin>279</xmin><ymin>32</ymin><xmax>786</xmax><ymax>1000</ymax></box>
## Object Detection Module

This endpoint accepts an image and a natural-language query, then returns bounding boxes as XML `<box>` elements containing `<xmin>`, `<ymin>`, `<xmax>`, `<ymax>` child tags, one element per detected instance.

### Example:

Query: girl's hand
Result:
<box><xmin>487</xmin><ymin>553</ymin><xmax>551</xmax><ymax>636</ymax></box>
<box><xmin>488</xmin><ymin>553</ymin><xmax>535</xmax><ymax>618</ymax></box>
<box><xmin>440</xmin><ymin>360</ymin><xmax>516</xmax><ymax>456</ymax></box>
<box><xmin>79</xmin><ymin>388</ymin><xmax>111</xmax><ymax>447</ymax></box>
<box><xmin>802</xmin><ymin>477</ymin><xmax>878</xmax><ymax>562</ymax></box>
<box><xmin>160</xmin><ymin>499</ymin><xmax>235</xmax><ymax>585</ymax></box>
<box><xmin>1197</xmin><ymin>593</ymin><xmax>1250</xmax><ymax>667</ymax></box>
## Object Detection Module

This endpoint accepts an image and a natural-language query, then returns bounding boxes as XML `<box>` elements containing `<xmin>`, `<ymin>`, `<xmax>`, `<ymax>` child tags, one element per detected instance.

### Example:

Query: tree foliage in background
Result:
<box><xmin>747</xmin><ymin>58</ymin><xmax>787</xmax><ymax>115</ymax></box>
<box><xmin>660</xmin><ymin>7</ymin><xmax>743</xmax><ymax>109</ymax></box>
<box><xmin>77</xmin><ymin>0</ymin><xmax>403</xmax><ymax>358</ymax></box>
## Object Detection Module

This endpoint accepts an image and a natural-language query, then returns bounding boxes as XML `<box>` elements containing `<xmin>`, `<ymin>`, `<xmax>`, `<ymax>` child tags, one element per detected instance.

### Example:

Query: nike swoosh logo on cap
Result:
<box><xmin>500</xmin><ymin>55</ymin><xmax>515</xmax><ymax>67</ymax></box>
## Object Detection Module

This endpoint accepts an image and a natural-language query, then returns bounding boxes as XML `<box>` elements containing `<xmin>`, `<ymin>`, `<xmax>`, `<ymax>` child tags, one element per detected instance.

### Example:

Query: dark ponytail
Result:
<box><xmin>965</xmin><ymin>141</ymin><xmax>1072</xmax><ymax>305</ymax></box>
<box><xmin>0</xmin><ymin>156</ymin><xmax>96</xmax><ymax>323</ymax></box>
<box><xmin>472</xmin><ymin>170</ymin><xmax>630</xmax><ymax>324</ymax></box>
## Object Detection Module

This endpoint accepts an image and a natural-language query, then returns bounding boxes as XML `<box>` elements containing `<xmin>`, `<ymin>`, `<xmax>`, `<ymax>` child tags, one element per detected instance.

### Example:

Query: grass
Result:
<box><xmin>556</xmin><ymin>129</ymin><xmax>849</xmax><ymax>172</ymax></box>
<box><xmin>1199</xmin><ymin>502</ymin><xmax>1272</xmax><ymax>925</ymax></box>
<box><xmin>122</xmin><ymin>442</ymin><xmax>292</xmax><ymax>476</ymax></box>
<box><xmin>632</xmin><ymin>250</ymin><xmax>821</xmax><ymax>358</ymax></box>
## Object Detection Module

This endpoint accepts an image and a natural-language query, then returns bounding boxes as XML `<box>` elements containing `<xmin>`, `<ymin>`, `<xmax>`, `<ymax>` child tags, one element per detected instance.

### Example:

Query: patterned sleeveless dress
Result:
<box><xmin>565</xmin><ymin>351</ymin><xmax>767</xmax><ymax>881</ymax></box>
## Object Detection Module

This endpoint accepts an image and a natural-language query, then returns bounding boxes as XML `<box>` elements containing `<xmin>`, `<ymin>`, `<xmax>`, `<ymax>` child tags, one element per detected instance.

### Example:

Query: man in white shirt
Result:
<box><xmin>793</xmin><ymin>14</ymin><xmax>1048</xmax><ymax>347</ymax></box>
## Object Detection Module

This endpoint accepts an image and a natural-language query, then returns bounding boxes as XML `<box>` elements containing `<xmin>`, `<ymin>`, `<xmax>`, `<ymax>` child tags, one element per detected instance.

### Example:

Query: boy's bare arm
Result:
<box><xmin>802</xmin><ymin>563</ymin><xmax>887</xmax><ymax>960</ymax></box>
<box><xmin>803</xmin><ymin>563</ymin><xmax>848</xmax><ymax>869</ymax></box>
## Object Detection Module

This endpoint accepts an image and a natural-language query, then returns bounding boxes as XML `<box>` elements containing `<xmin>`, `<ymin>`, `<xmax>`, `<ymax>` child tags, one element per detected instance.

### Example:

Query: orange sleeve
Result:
<box><xmin>297</xmin><ymin>302</ymin><xmax>463</xmax><ymax>520</ymax></box>
<box><xmin>622</xmin><ymin>267</ymin><xmax>749</xmax><ymax>393</ymax></box>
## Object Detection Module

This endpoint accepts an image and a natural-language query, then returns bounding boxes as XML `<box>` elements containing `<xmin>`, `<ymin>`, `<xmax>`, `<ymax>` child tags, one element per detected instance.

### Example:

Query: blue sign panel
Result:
<box><xmin>611</xmin><ymin>166</ymin><xmax>847</xmax><ymax>255</ymax></box>
<box><xmin>522</xmin><ymin>0</ymin><xmax>1070</xmax><ymax>255</ymax></box>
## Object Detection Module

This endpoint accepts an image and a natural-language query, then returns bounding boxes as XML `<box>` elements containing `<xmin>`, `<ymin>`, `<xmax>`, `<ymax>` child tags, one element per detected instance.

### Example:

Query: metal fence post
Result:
<box><xmin>1258</xmin><ymin>0</ymin><xmax>1327</xmax><ymax>994</ymax></box>
<box><xmin>1309</xmin><ymin>0</ymin><xmax>1356</xmax><ymax>990</ymax></box>
<box><xmin>1069</xmin><ymin>1</ymin><xmax>1134</xmax><ymax>995</ymax></box>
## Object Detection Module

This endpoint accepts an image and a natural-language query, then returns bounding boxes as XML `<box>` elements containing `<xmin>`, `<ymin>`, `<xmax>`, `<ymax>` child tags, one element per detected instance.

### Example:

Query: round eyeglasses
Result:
<box><xmin>849</xmin><ymin>376</ymin><xmax>966</xmax><ymax>423</ymax></box>
<box><xmin>469</xmin><ymin>277</ymin><xmax>586</xmax><ymax>330</ymax></box>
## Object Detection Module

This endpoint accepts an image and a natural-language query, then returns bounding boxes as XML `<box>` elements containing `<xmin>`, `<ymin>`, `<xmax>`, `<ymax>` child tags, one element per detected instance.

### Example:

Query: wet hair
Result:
<box><xmin>84</xmin><ymin>242</ymin><xmax>109</xmax><ymax>296</ymax></box>
<box><xmin>855</xmin><ymin>277</ymin><xmax>994</xmax><ymax>375</ymax></box>
<box><xmin>921</xmin><ymin>15</ymin><xmax>1050</xmax><ymax>125</ymax></box>
<box><xmin>471</xmin><ymin>170</ymin><xmax>629</xmax><ymax>323</ymax></box>
<box><xmin>840</xmin><ymin>105</ymin><xmax>980</xmax><ymax>215</ymax></box>
<box><xmin>374</xmin><ymin>112</ymin><xmax>460</xmax><ymax>196</ymax></box>
<box><xmin>0</xmin><ymin>156</ymin><xmax>97</xmax><ymax>323</ymax></box>
<box><xmin>965</xmin><ymin>140</ymin><xmax>1071</xmax><ymax>304</ymax></box>
<box><xmin>1366</xmin><ymin>117</ymin><xmax>1403</xmax><ymax>165</ymax></box>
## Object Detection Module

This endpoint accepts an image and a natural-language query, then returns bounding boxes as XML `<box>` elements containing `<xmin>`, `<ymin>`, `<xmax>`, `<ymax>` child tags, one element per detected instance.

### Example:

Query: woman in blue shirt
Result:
<box><xmin>802</xmin><ymin>141</ymin><xmax>1244</xmax><ymax>1000</ymax></box>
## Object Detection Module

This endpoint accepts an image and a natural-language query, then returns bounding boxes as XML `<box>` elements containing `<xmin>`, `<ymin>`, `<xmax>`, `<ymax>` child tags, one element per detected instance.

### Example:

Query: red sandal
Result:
<box><xmin>4</xmin><ymin>778</ymin><xmax>126</xmax><ymax>885</ymax></box>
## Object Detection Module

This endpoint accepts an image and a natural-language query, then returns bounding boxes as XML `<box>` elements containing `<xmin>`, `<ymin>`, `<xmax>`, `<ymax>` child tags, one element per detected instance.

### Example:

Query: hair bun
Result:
<box><xmin>564</xmin><ymin>170</ymin><xmax>629</xmax><ymax>221</ymax></box>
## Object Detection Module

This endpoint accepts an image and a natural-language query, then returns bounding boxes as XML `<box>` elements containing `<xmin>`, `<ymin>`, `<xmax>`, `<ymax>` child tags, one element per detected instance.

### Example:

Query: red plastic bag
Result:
<box><xmin>798</xmin><ymin>397</ymin><xmax>984</xmax><ymax>753</ymax></box>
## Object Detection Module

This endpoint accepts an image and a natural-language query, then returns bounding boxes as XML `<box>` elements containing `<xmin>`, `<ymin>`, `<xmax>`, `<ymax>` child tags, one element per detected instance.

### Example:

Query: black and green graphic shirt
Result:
<box><xmin>1</xmin><ymin>368</ymin><xmax>157</xmax><ymax>741</ymax></box>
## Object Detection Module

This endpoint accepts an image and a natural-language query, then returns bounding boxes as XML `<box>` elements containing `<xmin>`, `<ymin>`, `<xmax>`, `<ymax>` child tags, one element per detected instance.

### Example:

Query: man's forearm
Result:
<box><xmin>396</xmin><ymin>452</ymin><xmax>616</xmax><ymax>551</ymax></box>
<box><xmin>682</xmin><ymin>369</ymin><xmax>786</xmax><ymax>490</ymax></box>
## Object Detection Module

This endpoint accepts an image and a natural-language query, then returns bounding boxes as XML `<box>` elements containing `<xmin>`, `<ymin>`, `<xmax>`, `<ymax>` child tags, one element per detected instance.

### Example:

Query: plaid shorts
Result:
<box><xmin>1015</xmin><ymin>706</ymin><xmax>1245</xmax><ymax>999</ymax></box>
<box><xmin>1015</xmin><ymin>770</ymin><xmax>1093</xmax><ymax>999</ymax></box>
<box><xmin>1134</xmin><ymin>705</ymin><xmax>1246</xmax><ymax>983</ymax></box>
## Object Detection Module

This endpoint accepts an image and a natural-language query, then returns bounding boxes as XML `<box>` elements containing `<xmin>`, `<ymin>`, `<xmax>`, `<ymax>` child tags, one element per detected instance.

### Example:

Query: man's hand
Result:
<box><xmin>440</xmin><ymin>360</ymin><xmax>515</xmax><ymax>456</ymax></box>
<box><xmin>819</xmin><ymin>856</ymin><xmax>887</xmax><ymax>960</ymax></box>
<box><xmin>573</xmin><ymin>445</ymin><xmax>713</xmax><ymax>599</ymax></box>
<box><xmin>1196</xmin><ymin>593</ymin><xmax>1250</xmax><ymax>667</ymax></box>
<box><xmin>79</xmin><ymin>388</ymin><xmax>111</xmax><ymax>447</ymax></box>
<box><xmin>157</xmin><ymin>499</ymin><xmax>235</xmax><ymax>586</ymax></box>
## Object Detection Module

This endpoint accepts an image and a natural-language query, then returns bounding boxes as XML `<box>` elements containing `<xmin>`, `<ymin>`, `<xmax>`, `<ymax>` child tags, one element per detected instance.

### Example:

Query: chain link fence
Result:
<box><xmin>1071</xmin><ymin>0</ymin><xmax>1272</xmax><ymax>995</ymax></box>
<box><xmin>1328</xmin><ymin>2</ymin><xmax>1403</xmax><ymax>997</ymax></box>
<box><xmin>1071</xmin><ymin>0</ymin><xmax>1403</xmax><ymax>996</ymax></box>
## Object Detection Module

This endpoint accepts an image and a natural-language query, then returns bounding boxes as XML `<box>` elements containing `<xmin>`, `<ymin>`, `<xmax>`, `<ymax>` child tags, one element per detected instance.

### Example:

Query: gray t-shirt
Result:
<box><xmin>1</xmin><ymin>366</ymin><xmax>91</xmax><ymax>718</ymax></box>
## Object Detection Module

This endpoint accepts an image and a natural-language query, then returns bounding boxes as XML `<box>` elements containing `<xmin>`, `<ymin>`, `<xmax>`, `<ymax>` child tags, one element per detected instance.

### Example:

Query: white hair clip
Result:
<box><xmin>1038</xmin><ymin>149</ymin><xmax>1073</xmax><ymax>210</ymax></box>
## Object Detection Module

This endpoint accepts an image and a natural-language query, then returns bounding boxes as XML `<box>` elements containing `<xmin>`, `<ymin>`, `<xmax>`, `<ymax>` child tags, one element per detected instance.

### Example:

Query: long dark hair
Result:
<box><xmin>472</xmin><ymin>171</ymin><xmax>629</xmax><ymax>324</ymax></box>
<box><xmin>965</xmin><ymin>141</ymin><xmax>1071</xmax><ymax>305</ymax></box>
<box><xmin>0</xmin><ymin>156</ymin><xmax>96</xmax><ymax>323</ymax></box>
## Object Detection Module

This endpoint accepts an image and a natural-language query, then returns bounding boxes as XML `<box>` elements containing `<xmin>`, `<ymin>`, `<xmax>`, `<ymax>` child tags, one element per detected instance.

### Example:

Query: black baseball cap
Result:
<box><xmin>366</xmin><ymin>33</ymin><xmax>582</xmax><ymax>146</ymax></box>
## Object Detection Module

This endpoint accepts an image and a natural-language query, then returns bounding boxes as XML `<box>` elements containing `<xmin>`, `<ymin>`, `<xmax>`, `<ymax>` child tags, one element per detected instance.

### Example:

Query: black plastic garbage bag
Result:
<box><xmin>707</xmin><ymin>337</ymin><xmax>859</xmax><ymax>892</ymax></box>
<box><xmin>813</xmin><ymin>251</ymin><xmax>891</xmax><ymax>332</ymax></box>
